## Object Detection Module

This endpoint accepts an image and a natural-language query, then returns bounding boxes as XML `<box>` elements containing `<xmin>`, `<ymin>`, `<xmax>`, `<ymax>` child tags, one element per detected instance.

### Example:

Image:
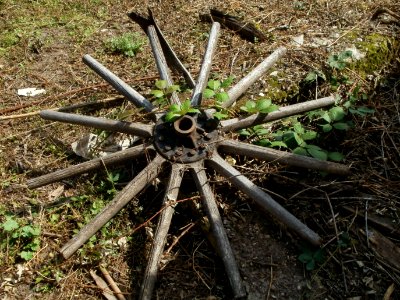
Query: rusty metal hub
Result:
<box><xmin>153</xmin><ymin>113</ymin><xmax>219</xmax><ymax>163</ymax></box>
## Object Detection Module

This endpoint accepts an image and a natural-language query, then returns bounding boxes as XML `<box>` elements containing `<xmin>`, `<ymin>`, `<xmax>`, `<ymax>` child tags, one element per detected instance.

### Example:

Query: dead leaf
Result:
<box><xmin>48</xmin><ymin>185</ymin><xmax>64</xmax><ymax>201</ymax></box>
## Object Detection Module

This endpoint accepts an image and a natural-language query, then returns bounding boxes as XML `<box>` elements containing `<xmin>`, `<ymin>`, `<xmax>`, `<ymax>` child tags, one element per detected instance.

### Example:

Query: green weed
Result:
<box><xmin>0</xmin><ymin>215</ymin><xmax>41</xmax><ymax>262</ymax></box>
<box><xmin>105</xmin><ymin>33</ymin><xmax>145</xmax><ymax>57</ymax></box>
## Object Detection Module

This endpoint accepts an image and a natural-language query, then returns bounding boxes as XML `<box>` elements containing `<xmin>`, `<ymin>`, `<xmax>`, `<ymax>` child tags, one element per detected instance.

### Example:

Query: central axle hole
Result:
<box><xmin>174</xmin><ymin>115</ymin><xmax>196</xmax><ymax>135</ymax></box>
<box><xmin>179</xmin><ymin>118</ymin><xmax>193</xmax><ymax>131</ymax></box>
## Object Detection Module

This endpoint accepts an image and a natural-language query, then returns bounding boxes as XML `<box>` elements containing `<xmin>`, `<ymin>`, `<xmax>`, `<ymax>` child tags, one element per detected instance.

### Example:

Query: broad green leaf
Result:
<box><xmin>333</xmin><ymin>122</ymin><xmax>350</xmax><ymax>130</ymax></box>
<box><xmin>187</xmin><ymin>108</ymin><xmax>200</xmax><ymax>114</ymax></box>
<box><xmin>168</xmin><ymin>104</ymin><xmax>180</xmax><ymax>112</ymax></box>
<box><xmin>321</xmin><ymin>124</ymin><xmax>332</xmax><ymax>132</ymax></box>
<box><xmin>339</xmin><ymin>50</ymin><xmax>353</xmax><ymax>60</ymax></box>
<box><xmin>20</xmin><ymin>251</ymin><xmax>34</xmax><ymax>261</ymax></box>
<box><xmin>238</xmin><ymin>129</ymin><xmax>251</xmax><ymax>136</ymax></box>
<box><xmin>165</xmin><ymin>111</ymin><xmax>180</xmax><ymax>122</ymax></box>
<box><xmin>215</xmin><ymin>92</ymin><xmax>229</xmax><ymax>103</ymax></box>
<box><xmin>328</xmin><ymin>152</ymin><xmax>344</xmax><ymax>162</ymax></box>
<box><xmin>254</xmin><ymin>128</ymin><xmax>269</xmax><ymax>136</ymax></box>
<box><xmin>151</xmin><ymin>90</ymin><xmax>164</xmax><ymax>98</ymax></box>
<box><xmin>241</xmin><ymin>101</ymin><xmax>256</xmax><ymax>113</ymax></box>
<box><xmin>321</xmin><ymin>111</ymin><xmax>331</xmax><ymax>123</ymax></box>
<box><xmin>293</xmin><ymin>147</ymin><xmax>308</xmax><ymax>156</ymax></box>
<box><xmin>298</xmin><ymin>252</ymin><xmax>313</xmax><ymax>263</ymax></box>
<box><xmin>294</xmin><ymin>132</ymin><xmax>304</xmax><ymax>146</ymax></box>
<box><xmin>203</xmin><ymin>88</ymin><xmax>215</xmax><ymax>99</ymax></box>
<box><xmin>207</xmin><ymin>79</ymin><xmax>221</xmax><ymax>91</ymax></box>
<box><xmin>257</xmin><ymin>139</ymin><xmax>271</xmax><ymax>147</ymax></box>
<box><xmin>246</xmin><ymin>100</ymin><xmax>257</xmax><ymax>111</ymax></box>
<box><xmin>343</xmin><ymin>101</ymin><xmax>352</xmax><ymax>109</ymax></box>
<box><xmin>293</xmin><ymin>122</ymin><xmax>304</xmax><ymax>134</ymax></box>
<box><xmin>329</xmin><ymin>107</ymin><xmax>345</xmax><ymax>121</ymax></box>
<box><xmin>155</xmin><ymin>80</ymin><xmax>167</xmax><ymax>89</ymax></box>
<box><xmin>221</xmin><ymin>76</ymin><xmax>234</xmax><ymax>88</ymax></box>
<box><xmin>21</xmin><ymin>225</ymin><xmax>40</xmax><ymax>237</ymax></box>
<box><xmin>181</xmin><ymin>99</ymin><xmax>191</xmax><ymax>113</ymax></box>
<box><xmin>302</xmin><ymin>131</ymin><xmax>317</xmax><ymax>141</ymax></box>
<box><xmin>166</xmin><ymin>85</ymin><xmax>180</xmax><ymax>94</ymax></box>
<box><xmin>307</xmin><ymin>148</ymin><xmax>328</xmax><ymax>160</ymax></box>
<box><xmin>304</xmin><ymin>71</ymin><xmax>318</xmax><ymax>83</ymax></box>
<box><xmin>356</xmin><ymin>106</ymin><xmax>375</xmax><ymax>115</ymax></box>
<box><xmin>255</xmin><ymin>99</ymin><xmax>272</xmax><ymax>111</ymax></box>
<box><xmin>29</xmin><ymin>238</ymin><xmax>41</xmax><ymax>250</ymax></box>
<box><xmin>306</xmin><ymin>260</ymin><xmax>316</xmax><ymax>271</ymax></box>
<box><xmin>270</xmin><ymin>141</ymin><xmax>287</xmax><ymax>148</ymax></box>
<box><xmin>305</xmin><ymin>144</ymin><xmax>322</xmax><ymax>150</ymax></box>
<box><xmin>282</xmin><ymin>131</ymin><xmax>297</xmax><ymax>148</ymax></box>
<box><xmin>213</xmin><ymin>111</ymin><xmax>228</xmax><ymax>120</ymax></box>
<box><xmin>2</xmin><ymin>217</ymin><xmax>19</xmax><ymax>232</ymax></box>
<box><xmin>259</xmin><ymin>104</ymin><xmax>279</xmax><ymax>114</ymax></box>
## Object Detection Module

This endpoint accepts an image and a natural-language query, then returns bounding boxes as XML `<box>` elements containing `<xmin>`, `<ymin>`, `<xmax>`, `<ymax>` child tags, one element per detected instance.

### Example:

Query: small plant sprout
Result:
<box><xmin>327</xmin><ymin>50</ymin><xmax>353</xmax><ymax>70</ymax></box>
<box><xmin>150</xmin><ymin>79</ymin><xmax>181</xmax><ymax>106</ymax></box>
<box><xmin>106</xmin><ymin>32</ymin><xmax>145</xmax><ymax>57</ymax></box>
<box><xmin>1</xmin><ymin>215</ymin><xmax>41</xmax><ymax>261</ymax></box>
<box><xmin>164</xmin><ymin>99</ymin><xmax>200</xmax><ymax>122</ymax></box>
<box><xmin>203</xmin><ymin>77</ymin><xmax>234</xmax><ymax>120</ymax></box>
<box><xmin>298</xmin><ymin>247</ymin><xmax>324</xmax><ymax>271</ymax></box>
<box><xmin>240</xmin><ymin>98</ymin><xmax>279</xmax><ymax>114</ymax></box>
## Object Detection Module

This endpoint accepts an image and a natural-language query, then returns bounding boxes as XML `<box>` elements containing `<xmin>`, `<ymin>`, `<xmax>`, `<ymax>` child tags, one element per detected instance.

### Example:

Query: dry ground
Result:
<box><xmin>1</xmin><ymin>0</ymin><xmax>399</xmax><ymax>299</ymax></box>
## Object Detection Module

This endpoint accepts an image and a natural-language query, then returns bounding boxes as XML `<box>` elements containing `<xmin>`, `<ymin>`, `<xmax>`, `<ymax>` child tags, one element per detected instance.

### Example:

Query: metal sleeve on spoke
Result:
<box><xmin>223</xmin><ymin>46</ymin><xmax>287</xmax><ymax>108</ymax></box>
<box><xmin>40</xmin><ymin>110</ymin><xmax>153</xmax><ymax>137</ymax></box>
<box><xmin>208</xmin><ymin>153</ymin><xmax>321</xmax><ymax>246</ymax></box>
<box><xmin>27</xmin><ymin>145</ymin><xmax>152</xmax><ymax>189</ymax></box>
<box><xmin>221</xmin><ymin>96</ymin><xmax>336</xmax><ymax>132</ymax></box>
<box><xmin>60</xmin><ymin>155</ymin><xmax>165</xmax><ymax>259</ymax></box>
<box><xmin>140</xmin><ymin>163</ymin><xmax>184</xmax><ymax>300</ymax></box>
<box><xmin>191</xmin><ymin>22</ymin><xmax>220</xmax><ymax>107</ymax></box>
<box><xmin>83</xmin><ymin>54</ymin><xmax>154</xmax><ymax>112</ymax></box>
<box><xmin>190</xmin><ymin>161</ymin><xmax>246</xmax><ymax>298</ymax></box>
<box><xmin>219</xmin><ymin>139</ymin><xmax>350</xmax><ymax>175</ymax></box>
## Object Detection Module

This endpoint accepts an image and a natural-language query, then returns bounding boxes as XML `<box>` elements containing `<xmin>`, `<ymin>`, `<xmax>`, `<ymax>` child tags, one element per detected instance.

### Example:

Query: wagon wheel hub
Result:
<box><xmin>154</xmin><ymin>113</ymin><xmax>219</xmax><ymax>163</ymax></box>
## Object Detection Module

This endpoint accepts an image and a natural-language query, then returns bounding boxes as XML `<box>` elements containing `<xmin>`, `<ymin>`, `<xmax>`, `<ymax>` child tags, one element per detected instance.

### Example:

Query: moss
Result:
<box><xmin>352</xmin><ymin>33</ymin><xmax>399</xmax><ymax>76</ymax></box>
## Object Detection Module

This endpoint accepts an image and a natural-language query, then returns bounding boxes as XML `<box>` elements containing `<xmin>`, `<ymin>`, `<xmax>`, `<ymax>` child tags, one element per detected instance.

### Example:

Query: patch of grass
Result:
<box><xmin>0</xmin><ymin>0</ymin><xmax>107</xmax><ymax>57</ymax></box>
<box><xmin>105</xmin><ymin>33</ymin><xmax>145</xmax><ymax>57</ymax></box>
<box><xmin>0</xmin><ymin>214</ymin><xmax>41</xmax><ymax>263</ymax></box>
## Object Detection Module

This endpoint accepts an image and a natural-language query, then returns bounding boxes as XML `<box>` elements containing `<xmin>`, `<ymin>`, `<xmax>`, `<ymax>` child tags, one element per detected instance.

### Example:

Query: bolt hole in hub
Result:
<box><xmin>154</xmin><ymin>112</ymin><xmax>219</xmax><ymax>163</ymax></box>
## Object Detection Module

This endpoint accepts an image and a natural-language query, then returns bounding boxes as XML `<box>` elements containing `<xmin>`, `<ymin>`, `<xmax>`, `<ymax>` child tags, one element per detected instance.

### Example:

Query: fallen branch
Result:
<box><xmin>99</xmin><ymin>265</ymin><xmax>127</xmax><ymax>300</ymax></box>
<box><xmin>90</xmin><ymin>270</ymin><xmax>117</xmax><ymax>300</ymax></box>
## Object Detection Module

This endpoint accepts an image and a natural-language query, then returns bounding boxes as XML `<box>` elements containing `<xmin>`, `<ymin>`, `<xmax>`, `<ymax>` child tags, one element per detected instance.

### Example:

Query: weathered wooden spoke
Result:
<box><xmin>190</xmin><ymin>162</ymin><xmax>246</xmax><ymax>298</ymax></box>
<box><xmin>218</xmin><ymin>139</ymin><xmax>350</xmax><ymax>175</ymax></box>
<box><xmin>29</xmin><ymin>13</ymin><xmax>350</xmax><ymax>299</ymax></box>
<box><xmin>40</xmin><ymin>110</ymin><xmax>153</xmax><ymax>137</ymax></box>
<box><xmin>207</xmin><ymin>152</ymin><xmax>321</xmax><ymax>246</ymax></box>
<box><xmin>27</xmin><ymin>144</ymin><xmax>152</xmax><ymax>189</ymax></box>
<box><xmin>139</xmin><ymin>163</ymin><xmax>184</xmax><ymax>300</ymax></box>
<box><xmin>83</xmin><ymin>54</ymin><xmax>154</xmax><ymax>113</ymax></box>
<box><xmin>60</xmin><ymin>154</ymin><xmax>165</xmax><ymax>259</ymax></box>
